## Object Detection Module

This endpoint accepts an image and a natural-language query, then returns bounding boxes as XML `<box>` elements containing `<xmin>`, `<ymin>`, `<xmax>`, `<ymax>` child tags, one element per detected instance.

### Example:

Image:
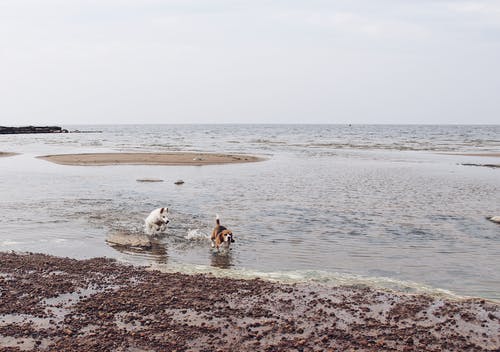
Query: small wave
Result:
<box><xmin>149</xmin><ymin>263</ymin><xmax>463</xmax><ymax>300</ymax></box>
<box><xmin>185</xmin><ymin>229</ymin><xmax>210</xmax><ymax>241</ymax></box>
<box><xmin>293</xmin><ymin>142</ymin><xmax>455</xmax><ymax>152</ymax></box>
<box><xmin>250</xmin><ymin>139</ymin><xmax>287</xmax><ymax>145</ymax></box>
<box><xmin>0</xmin><ymin>241</ymin><xmax>21</xmax><ymax>246</ymax></box>
<box><xmin>83</xmin><ymin>141</ymin><xmax>103</xmax><ymax>147</ymax></box>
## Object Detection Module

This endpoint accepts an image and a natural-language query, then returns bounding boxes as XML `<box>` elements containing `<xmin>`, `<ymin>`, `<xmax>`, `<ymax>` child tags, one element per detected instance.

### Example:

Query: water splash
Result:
<box><xmin>185</xmin><ymin>229</ymin><xmax>210</xmax><ymax>241</ymax></box>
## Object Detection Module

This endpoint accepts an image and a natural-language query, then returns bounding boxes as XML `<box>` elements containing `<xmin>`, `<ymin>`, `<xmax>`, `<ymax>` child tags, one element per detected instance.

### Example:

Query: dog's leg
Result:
<box><xmin>210</xmin><ymin>228</ymin><xmax>216</xmax><ymax>248</ymax></box>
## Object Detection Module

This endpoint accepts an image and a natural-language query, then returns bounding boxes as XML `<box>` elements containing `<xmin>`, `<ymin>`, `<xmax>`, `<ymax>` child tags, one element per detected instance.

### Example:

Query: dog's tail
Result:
<box><xmin>216</xmin><ymin>214</ymin><xmax>220</xmax><ymax>225</ymax></box>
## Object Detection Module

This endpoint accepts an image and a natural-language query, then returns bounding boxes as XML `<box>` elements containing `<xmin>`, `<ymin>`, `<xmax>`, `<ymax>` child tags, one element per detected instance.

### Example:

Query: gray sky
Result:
<box><xmin>1</xmin><ymin>0</ymin><xmax>499</xmax><ymax>125</ymax></box>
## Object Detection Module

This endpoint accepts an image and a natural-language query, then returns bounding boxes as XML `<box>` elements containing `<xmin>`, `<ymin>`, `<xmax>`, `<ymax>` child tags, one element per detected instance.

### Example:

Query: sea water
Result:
<box><xmin>0</xmin><ymin>124</ymin><xmax>499</xmax><ymax>299</ymax></box>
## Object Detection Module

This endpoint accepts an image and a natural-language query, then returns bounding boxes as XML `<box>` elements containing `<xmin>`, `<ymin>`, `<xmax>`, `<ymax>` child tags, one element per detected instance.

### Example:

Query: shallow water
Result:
<box><xmin>0</xmin><ymin>125</ymin><xmax>499</xmax><ymax>299</ymax></box>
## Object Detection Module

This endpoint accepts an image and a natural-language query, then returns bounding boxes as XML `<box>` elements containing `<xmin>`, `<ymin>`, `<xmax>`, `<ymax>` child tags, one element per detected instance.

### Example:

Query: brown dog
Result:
<box><xmin>211</xmin><ymin>215</ymin><xmax>235</xmax><ymax>250</ymax></box>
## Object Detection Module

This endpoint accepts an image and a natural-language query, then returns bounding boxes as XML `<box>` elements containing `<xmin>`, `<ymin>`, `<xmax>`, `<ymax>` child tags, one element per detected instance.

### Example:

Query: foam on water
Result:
<box><xmin>0</xmin><ymin>241</ymin><xmax>21</xmax><ymax>246</ymax></box>
<box><xmin>149</xmin><ymin>261</ymin><xmax>466</xmax><ymax>300</ymax></box>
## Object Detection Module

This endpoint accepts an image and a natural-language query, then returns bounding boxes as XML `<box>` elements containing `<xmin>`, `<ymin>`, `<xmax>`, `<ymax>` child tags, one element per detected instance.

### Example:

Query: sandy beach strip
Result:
<box><xmin>37</xmin><ymin>152</ymin><xmax>264</xmax><ymax>166</ymax></box>
<box><xmin>0</xmin><ymin>252</ymin><xmax>498</xmax><ymax>351</ymax></box>
<box><xmin>0</xmin><ymin>152</ymin><xmax>17</xmax><ymax>158</ymax></box>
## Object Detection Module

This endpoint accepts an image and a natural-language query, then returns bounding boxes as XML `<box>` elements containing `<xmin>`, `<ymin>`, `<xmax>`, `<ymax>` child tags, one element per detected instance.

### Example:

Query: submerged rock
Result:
<box><xmin>461</xmin><ymin>163</ymin><xmax>500</xmax><ymax>169</ymax></box>
<box><xmin>487</xmin><ymin>216</ymin><xmax>500</xmax><ymax>224</ymax></box>
<box><xmin>106</xmin><ymin>231</ymin><xmax>152</xmax><ymax>248</ymax></box>
<box><xmin>174</xmin><ymin>180</ymin><xmax>185</xmax><ymax>185</ymax></box>
<box><xmin>136</xmin><ymin>178</ymin><xmax>164</xmax><ymax>183</ymax></box>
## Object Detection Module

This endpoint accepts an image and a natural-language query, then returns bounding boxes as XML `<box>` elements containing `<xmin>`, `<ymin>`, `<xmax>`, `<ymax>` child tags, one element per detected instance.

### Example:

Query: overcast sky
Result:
<box><xmin>1</xmin><ymin>0</ymin><xmax>499</xmax><ymax>125</ymax></box>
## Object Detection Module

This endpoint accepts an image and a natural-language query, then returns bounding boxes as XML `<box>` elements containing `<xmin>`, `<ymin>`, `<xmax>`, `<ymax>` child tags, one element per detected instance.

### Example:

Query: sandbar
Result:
<box><xmin>443</xmin><ymin>152</ymin><xmax>500</xmax><ymax>158</ymax></box>
<box><xmin>0</xmin><ymin>152</ymin><xmax>17</xmax><ymax>158</ymax></box>
<box><xmin>0</xmin><ymin>252</ymin><xmax>498</xmax><ymax>351</ymax></box>
<box><xmin>37</xmin><ymin>152</ymin><xmax>263</xmax><ymax>166</ymax></box>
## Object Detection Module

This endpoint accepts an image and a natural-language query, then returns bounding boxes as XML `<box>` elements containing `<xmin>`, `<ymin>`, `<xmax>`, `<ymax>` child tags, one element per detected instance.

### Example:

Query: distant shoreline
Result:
<box><xmin>37</xmin><ymin>152</ymin><xmax>264</xmax><ymax>166</ymax></box>
<box><xmin>0</xmin><ymin>126</ymin><xmax>68</xmax><ymax>134</ymax></box>
<box><xmin>0</xmin><ymin>126</ymin><xmax>102</xmax><ymax>134</ymax></box>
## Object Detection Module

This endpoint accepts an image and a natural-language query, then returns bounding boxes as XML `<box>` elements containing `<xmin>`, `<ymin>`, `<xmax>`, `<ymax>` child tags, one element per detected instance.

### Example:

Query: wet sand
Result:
<box><xmin>1</xmin><ymin>252</ymin><xmax>498</xmax><ymax>351</ymax></box>
<box><xmin>37</xmin><ymin>153</ymin><xmax>263</xmax><ymax>166</ymax></box>
<box><xmin>0</xmin><ymin>152</ymin><xmax>17</xmax><ymax>158</ymax></box>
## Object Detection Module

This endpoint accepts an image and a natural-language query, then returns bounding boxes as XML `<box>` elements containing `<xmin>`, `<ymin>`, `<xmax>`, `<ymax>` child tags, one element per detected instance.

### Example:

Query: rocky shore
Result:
<box><xmin>0</xmin><ymin>252</ymin><xmax>499</xmax><ymax>351</ymax></box>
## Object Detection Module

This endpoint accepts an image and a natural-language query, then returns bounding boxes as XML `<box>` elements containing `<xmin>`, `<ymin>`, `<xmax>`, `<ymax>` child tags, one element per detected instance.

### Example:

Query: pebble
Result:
<box><xmin>0</xmin><ymin>251</ymin><xmax>497</xmax><ymax>352</ymax></box>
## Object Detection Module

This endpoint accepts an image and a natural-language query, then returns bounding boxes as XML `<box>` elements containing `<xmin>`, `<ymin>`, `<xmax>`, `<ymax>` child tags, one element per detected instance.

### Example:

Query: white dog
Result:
<box><xmin>145</xmin><ymin>207</ymin><xmax>170</xmax><ymax>235</ymax></box>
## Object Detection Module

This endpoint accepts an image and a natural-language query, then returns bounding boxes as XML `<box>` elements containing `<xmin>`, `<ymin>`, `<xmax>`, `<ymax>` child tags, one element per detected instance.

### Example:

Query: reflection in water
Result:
<box><xmin>210</xmin><ymin>250</ymin><xmax>233</xmax><ymax>269</ymax></box>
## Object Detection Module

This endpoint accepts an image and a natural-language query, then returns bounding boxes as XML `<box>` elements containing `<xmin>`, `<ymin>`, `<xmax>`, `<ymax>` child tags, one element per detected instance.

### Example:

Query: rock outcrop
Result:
<box><xmin>0</xmin><ymin>126</ymin><xmax>68</xmax><ymax>134</ymax></box>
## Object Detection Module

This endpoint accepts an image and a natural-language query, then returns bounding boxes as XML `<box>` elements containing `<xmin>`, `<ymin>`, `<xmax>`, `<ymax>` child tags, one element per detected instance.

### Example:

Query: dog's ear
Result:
<box><xmin>160</xmin><ymin>207</ymin><xmax>165</xmax><ymax>214</ymax></box>
<box><xmin>166</xmin><ymin>208</ymin><xmax>169</xmax><ymax>213</ymax></box>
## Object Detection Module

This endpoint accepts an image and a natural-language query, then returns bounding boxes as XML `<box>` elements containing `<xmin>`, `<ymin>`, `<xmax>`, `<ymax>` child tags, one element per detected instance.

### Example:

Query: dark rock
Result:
<box><xmin>0</xmin><ymin>126</ymin><xmax>68</xmax><ymax>134</ymax></box>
